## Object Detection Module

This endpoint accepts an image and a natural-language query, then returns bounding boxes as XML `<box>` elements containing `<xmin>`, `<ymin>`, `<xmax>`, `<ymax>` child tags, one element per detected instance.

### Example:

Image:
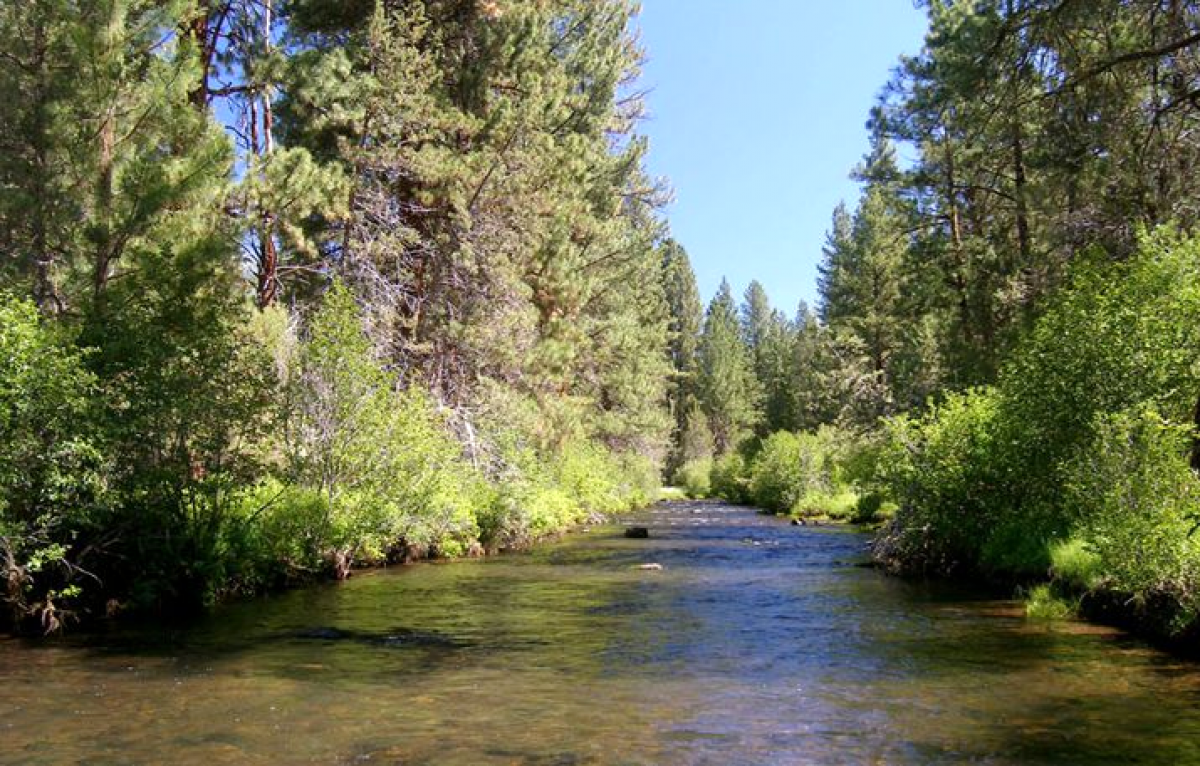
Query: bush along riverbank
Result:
<box><xmin>871</xmin><ymin>230</ymin><xmax>1200</xmax><ymax>651</ymax></box>
<box><xmin>0</xmin><ymin>285</ymin><xmax>659</xmax><ymax>635</ymax></box>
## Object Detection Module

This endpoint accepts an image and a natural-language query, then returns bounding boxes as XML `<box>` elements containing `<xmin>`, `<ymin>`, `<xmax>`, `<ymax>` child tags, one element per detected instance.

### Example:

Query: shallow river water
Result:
<box><xmin>4</xmin><ymin>500</ymin><xmax>1200</xmax><ymax>765</ymax></box>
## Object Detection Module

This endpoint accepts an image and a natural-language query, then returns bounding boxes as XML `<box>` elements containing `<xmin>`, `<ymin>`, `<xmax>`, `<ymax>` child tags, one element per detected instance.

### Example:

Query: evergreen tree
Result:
<box><xmin>817</xmin><ymin>139</ymin><xmax>909</xmax><ymax>423</ymax></box>
<box><xmin>741</xmin><ymin>280</ymin><xmax>773</xmax><ymax>364</ymax></box>
<box><xmin>790</xmin><ymin>302</ymin><xmax>839</xmax><ymax>430</ymax></box>
<box><xmin>698</xmin><ymin>280</ymin><xmax>761</xmax><ymax>454</ymax></box>
<box><xmin>661</xmin><ymin>240</ymin><xmax>704</xmax><ymax>471</ymax></box>
<box><xmin>816</xmin><ymin>202</ymin><xmax>855</xmax><ymax>326</ymax></box>
<box><xmin>740</xmin><ymin>281</ymin><xmax>797</xmax><ymax>434</ymax></box>
<box><xmin>757</xmin><ymin>308</ymin><xmax>798</xmax><ymax>433</ymax></box>
<box><xmin>279</xmin><ymin>1</ymin><xmax>671</xmax><ymax>460</ymax></box>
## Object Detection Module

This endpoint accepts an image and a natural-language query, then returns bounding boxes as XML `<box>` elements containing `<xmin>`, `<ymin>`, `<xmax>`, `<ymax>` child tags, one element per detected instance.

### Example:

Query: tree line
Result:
<box><xmin>0</xmin><ymin>0</ymin><xmax>670</xmax><ymax>632</ymax></box>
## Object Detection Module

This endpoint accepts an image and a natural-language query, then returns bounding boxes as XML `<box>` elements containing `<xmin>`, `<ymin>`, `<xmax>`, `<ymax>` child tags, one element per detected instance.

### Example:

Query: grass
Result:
<box><xmin>1024</xmin><ymin>583</ymin><xmax>1077</xmax><ymax>620</ymax></box>
<box><xmin>1049</xmin><ymin>537</ymin><xmax>1104</xmax><ymax>590</ymax></box>
<box><xmin>790</xmin><ymin>489</ymin><xmax>859</xmax><ymax>521</ymax></box>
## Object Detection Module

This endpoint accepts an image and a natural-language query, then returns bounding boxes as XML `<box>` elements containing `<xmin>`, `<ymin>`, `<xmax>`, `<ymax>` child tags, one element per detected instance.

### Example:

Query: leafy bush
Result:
<box><xmin>877</xmin><ymin>231</ymin><xmax>1200</xmax><ymax>635</ymax></box>
<box><xmin>850</xmin><ymin>492</ymin><xmax>894</xmax><ymax>525</ymax></box>
<box><xmin>616</xmin><ymin>452</ymin><xmax>660</xmax><ymax>510</ymax></box>
<box><xmin>0</xmin><ymin>295</ymin><xmax>106</xmax><ymax>630</ymax></box>
<box><xmin>747</xmin><ymin>432</ymin><xmax>807</xmax><ymax>513</ymax></box>
<box><xmin>479</xmin><ymin>437</ymin><xmax>653</xmax><ymax>551</ymax></box>
<box><xmin>1063</xmin><ymin>407</ymin><xmax>1200</xmax><ymax>626</ymax></box>
<box><xmin>710</xmin><ymin>452</ymin><xmax>751</xmax><ymax>504</ymax></box>
<box><xmin>1024</xmin><ymin>584</ymin><xmax>1076</xmax><ymax>620</ymax></box>
<box><xmin>556</xmin><ymin>441</ymin><xmax>629</xmax><ymax>517</ymax></box>
<box><xmin>747</xmin><ymin>428</ymin><xmax>847</xmax><ymax>514</ymax></box>
<box><xmin>283</xmin><ymin>283</ymin><xmax>487</xmax><ymax>574</ymax></box>
<box><xmin>874</xmin><ymin>388</ymin><xmax>1003</xmax><ymax>574</ymax></box>
<box><xmin>1048</xmin><ymin>538</ymin><xmax>1103</xmax><ymax>592</ymax></box>
<box><xmin>675</xmin><ymin>458</ymin><xmax>713</xmax><ymax>499</ymax></box>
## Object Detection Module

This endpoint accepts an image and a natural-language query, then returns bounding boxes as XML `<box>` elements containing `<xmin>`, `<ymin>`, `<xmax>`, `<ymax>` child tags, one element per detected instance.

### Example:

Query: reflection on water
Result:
<box><xmin>3</xmin><ymin>501</ymin><xmax>1200</xmax><ymax>765</ymax></box>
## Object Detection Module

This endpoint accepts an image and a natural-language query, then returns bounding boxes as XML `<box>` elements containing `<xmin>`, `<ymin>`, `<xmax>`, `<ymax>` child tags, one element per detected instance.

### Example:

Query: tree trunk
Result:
<box><xmin>254</xmin><ymin>0</ymin><xmax>279</xmax><ymax>308</ymax></box>
<box><xmin>1191</xmin><ymin>393</ymin><xmax>1200</xmax><ymax>473</ymax></box>
<box><xmin>1012</xmin><ymin>119</ymin><xmax>1032</xmax><ymax>272</ymax></box>
<box><xmin>30</xmin><ymin>19</ymin><xmax>56</xmax><ymax>312</ymax></box>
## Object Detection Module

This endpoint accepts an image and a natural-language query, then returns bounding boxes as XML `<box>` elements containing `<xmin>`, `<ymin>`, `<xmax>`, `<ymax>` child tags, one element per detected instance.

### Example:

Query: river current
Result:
<box><xmin>3</xmin><ymin>500</ymin><xmax>1200</xmax><ymax>765</ymax></box>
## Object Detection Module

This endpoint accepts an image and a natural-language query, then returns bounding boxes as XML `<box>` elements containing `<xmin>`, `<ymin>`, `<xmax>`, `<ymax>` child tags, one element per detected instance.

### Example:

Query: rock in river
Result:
<box><xmin>624</xmin><ymin>527</ymin><xmax>650</xmax><ymax>539</ymax></box>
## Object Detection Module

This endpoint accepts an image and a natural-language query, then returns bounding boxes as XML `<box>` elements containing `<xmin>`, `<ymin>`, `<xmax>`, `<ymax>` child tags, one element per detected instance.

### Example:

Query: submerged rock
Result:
<box><xmin>291</xmin><ymin>627</ymin><xmax>354</xmax><ymax>641</ymax></box>
<box><xmin>624</xmin><ymin>527</ymin><xmax>650</xmax><ymax>539</ymax></box>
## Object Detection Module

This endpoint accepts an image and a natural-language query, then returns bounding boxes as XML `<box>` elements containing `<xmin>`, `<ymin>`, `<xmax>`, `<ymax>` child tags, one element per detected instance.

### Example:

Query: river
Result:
<box><xmin>3</xmin><ymin>500</ymin><xmax>1200</xmax><ymax>765</ymax></box>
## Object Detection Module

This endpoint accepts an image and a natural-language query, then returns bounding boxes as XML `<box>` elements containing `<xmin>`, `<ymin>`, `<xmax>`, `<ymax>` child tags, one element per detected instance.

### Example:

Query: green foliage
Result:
<box><xmin>850</xmin><ymin>493</ymin><xmax>894</xmax><ymax>525</ymax></box>
<box><xmin>0</xmin><ymin>295</ymin><xmax>104</xmax><ymax>629</ymax></box>
<box><xmin>0</xmin><ymin>0</ymin><xmax>671</xmax><ymax>630</ymax></box>
<box><xmin>675</xmin><ymin>458</ymin><xmax>713</xmax><ymax>499</ymax></box>
<box><xmin>793</xmin><ymin>489</ymin><xmax>860</xmax><ymax>522</ymax></box>
<box><xmin>875</xmin><ymin>388</ymin><xmax>1003</xmax><ymax>574</ymax></box>
<box><xmin>746</xmin><ymin>432</ymin><xmax>802</xmax><ymax>512</ymax></box>
<box><xmin>1024</xmin><ymin>584</ymin><xmax>1076</xmax><ymax>621</ymax></box>
<box><xmin>710</xmin><ymin>452</ymin><xmax>751</xmax><ymax>505</ymax></box>
<box><xmin>482</xmin><ymin>438</ymin><xmax>650</xmax><ymax>551</ymax></box>
<box><xmin>740</xmin><ymin>426</ymin><xmax>870</xmax><ymax>520</ymax></box>
<box><xmin>662</xmin><ymin>240</ymin><xmax>705</xmax><ymax>474</ymax></box>
<box><xmin>1048</xmin><ymin>538</ymin><xmax>1103</xmax><ymax>593</ymax></box>
<box><xmin>698</xmin><ymin>281</ymin><xmax>762</xmax><ymax>455</ymax></box>
<box><xmin>1063</xmin><ymin>407</ymin><xmax>1200</xmax><ymax>621</ymax></box>
<box><xmin>286</xmin><ymin>282</ymin><xmax>487</xmax><ymax>572</ymax></box>
<box><xmin>878</xmin><ymin>232</ymin><xmax>1200</xmax><ymax>635</ymax></box>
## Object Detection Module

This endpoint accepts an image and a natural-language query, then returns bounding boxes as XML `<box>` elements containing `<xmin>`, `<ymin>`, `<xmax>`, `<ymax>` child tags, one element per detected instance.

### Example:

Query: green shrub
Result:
<box><xmin>875</xmin><ymin>387</ymin><xmax>1004</xmax><ymax>574</ymax></box>
<box><xmin>675</xmin><ymin>458</ymin><xmax>713</xmax><ymax>499</ymax></box>
<box><xmin>1062</xmin><ymin>406</ymin><xmax>1200</xmax><ymax>627</ymax></box>
<box><xmin>746</xmin><ymin>427</ymin><xmax>849</xmax><ymax>513</ymax></box>
<box><xmin>0</xmin><ymin>295</ymin><xmax>106</xmax><ymax>630</ymax></box>
<box><xmin>1049</xmin><ymin>538</ymin><xmax>1103</xmax><ymax>592</ymax></box>
<box><xmin>710</xmin><ymin>452</ymin><xmax>751</xmax><ymax>504</ymax></box>
<box><xmin>480</xmin><ymin>438</ymin><xmax>651</xmax><ymax>550</ymax></box>
<box><xmin>792</xmin><ymin>488</ymin><xmax>859</xmax><ymax>521</ymax></box>
<box><xmin>284</xmin><ymin>283</ymin><xmax>487</xmax><ymax>572</ymax></box>
<box><xmin>747</xmin><ymin>432</ymin><xmax>806</xmax><ymax>513</ymax></box>
<box><xmin>850</xmin><ymin>492</ymin><xmax>894</xmax><ymax>525</ymax></box>
<box><xmin>1024</xmin><ymin>584</ymin><xmax>1076</xmax><ymax>620</ymax></box>
<box><xmin>616</xmin><ymin>452</ymin><xmax>660</xmax><ymax>510</ymax></box>
<box><xmin>556</xmin><ymin>441</ymin><xmax>625</xmax><ymax>517</ymax></box>
<box><xmin>878</xmin><ymin>230</ymin><xmax>1200</xmax><ymax>622</ymax></box>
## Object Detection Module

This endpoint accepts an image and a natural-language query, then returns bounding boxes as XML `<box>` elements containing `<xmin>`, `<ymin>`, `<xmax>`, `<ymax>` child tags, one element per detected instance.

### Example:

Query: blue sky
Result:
<box><xmin>634</xmin><ymin>2</ymin><xmax>929</xmax><ymax>315</ymax></box>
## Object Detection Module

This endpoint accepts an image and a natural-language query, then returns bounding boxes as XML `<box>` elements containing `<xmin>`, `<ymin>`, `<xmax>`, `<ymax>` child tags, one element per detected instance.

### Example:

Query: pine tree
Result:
<box><xmin>661</xmin><ymin>239</ymin><xmax>704</xmax><ymax>471</ymax></box>
<box><xmin>758</xmin><ymin>308</ymin><xmax>798</xmax><ymax>433</ymax></box>
<box><xmin>816</xmin><ymin>139</ymin><xmax>909</xmax><ymax>423</ymax></box>
<box><xmin>816</xmin><ymin>202</ymin><xmax>855</xmax><ymax>326</ymax></box>
<box><xmin>741</xmin><ymin>280</ymin><xmax>773</xmax><ymax>363</ymax></box>
<box><xmin>698</xmin><ymin>280</ymin><xmax>761</xmax><ymax>454</ymax></box>
<box><xmin>740</xmin><ymin>281</ymin><xmax>796</xmax><ymax>434</ymax></box>
<box><xmin>278</xmin><ymin>0</ymin><xmax>671</xmax><ymax>461</ymax></box>
<box><xmin>790</xmin><ymin>302</ymin><xmax>838</xmax><ymax>430</ymax></box>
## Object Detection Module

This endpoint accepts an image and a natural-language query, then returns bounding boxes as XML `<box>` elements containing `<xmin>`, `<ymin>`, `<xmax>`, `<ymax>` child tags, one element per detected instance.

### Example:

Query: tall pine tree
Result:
<box><xmin>698</xmin><ymin>279</ymin><xmax>761</xmax><ymax>454</ymax></box>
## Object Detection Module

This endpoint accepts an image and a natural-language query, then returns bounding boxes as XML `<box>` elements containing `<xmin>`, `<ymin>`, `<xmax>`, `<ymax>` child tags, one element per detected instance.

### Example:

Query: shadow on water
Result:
<box><xmin>4</xmin><ymin>500</ymin><xmax>1200</xmax><ymax>765</ymax></box>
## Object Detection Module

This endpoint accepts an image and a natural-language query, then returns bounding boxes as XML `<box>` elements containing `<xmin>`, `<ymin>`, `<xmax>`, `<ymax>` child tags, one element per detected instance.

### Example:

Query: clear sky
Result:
<box><xmin>634</xmin><ymin>1</ymin><xmax>929</xmax><ymax>315</ymax></box>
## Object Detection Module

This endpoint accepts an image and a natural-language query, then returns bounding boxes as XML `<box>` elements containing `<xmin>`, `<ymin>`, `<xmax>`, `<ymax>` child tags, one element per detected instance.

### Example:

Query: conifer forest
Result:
<box><xmin>7</xmin><ymin>3</ymin><xmax>1200</xmax><ymax>763</ymax></box>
